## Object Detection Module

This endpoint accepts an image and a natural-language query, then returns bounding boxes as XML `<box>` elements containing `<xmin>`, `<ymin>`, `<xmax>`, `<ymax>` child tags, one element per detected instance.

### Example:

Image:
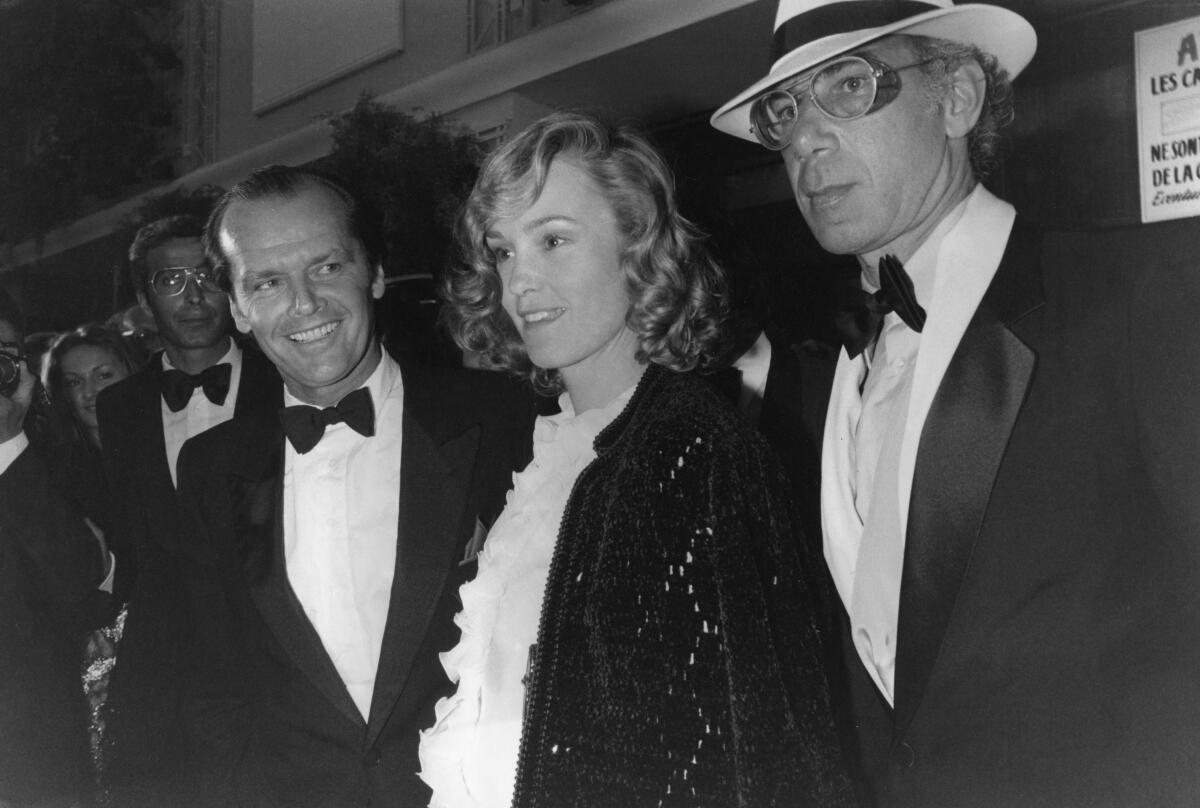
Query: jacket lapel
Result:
<box><xmin>125</xmin><ymin>365</ymin><xmax>190</xmax><ymax>561</ymax></box>
<box><xmin>228</xmin><ymin>418</ymin><xmax>365</xmax><ymax>729</ymax></box>
<box><xmin>136</xmin><ymin>364</ymin><xmax>176</xmax><ymax>504</ymax></box>
<box><xmin>366</xmin><ymin>364</ymin><xmax>479</xmax><ymax>745</ymax></box>
<box><xmin>892</xmin><ymin>220</ymin><xmax>1043</xmax><ymax>735</ymax></box>
<box><xmin>233</xmin><ymin>346</ymin><xmax>281</xmax><ymax>417</ymax></box>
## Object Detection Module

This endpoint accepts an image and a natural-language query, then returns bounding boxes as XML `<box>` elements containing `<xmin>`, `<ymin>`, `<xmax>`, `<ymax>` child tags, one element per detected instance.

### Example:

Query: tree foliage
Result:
<box><xmin>318</xmin><ymin>93</ymin><xmax>482</xmax><ymax>281</ymax></box>
<box><xmin>0</xmin><ymin>0</ymin><xmax>179</xmax><ymax>245</ymax></box>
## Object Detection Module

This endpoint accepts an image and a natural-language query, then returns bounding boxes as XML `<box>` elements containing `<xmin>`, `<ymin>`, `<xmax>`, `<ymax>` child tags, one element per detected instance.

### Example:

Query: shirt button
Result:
<box><xmin>894</xmin><ymin>741</ymin><xmax>915</xmax><ymax>768</ymax></box>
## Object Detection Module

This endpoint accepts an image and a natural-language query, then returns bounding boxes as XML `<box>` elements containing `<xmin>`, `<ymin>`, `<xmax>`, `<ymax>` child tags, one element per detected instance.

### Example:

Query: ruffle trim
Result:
<box><xmin>419</xmin><ymin>389</ymin><xmax>632</xmax><ymax>806</ymax></box>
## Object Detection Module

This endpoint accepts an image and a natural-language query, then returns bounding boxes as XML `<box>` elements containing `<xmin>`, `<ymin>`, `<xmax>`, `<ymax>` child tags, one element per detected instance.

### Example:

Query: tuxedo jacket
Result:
<box><xmin>95</xmin><ymin>345</ymin><xmax>280</xmax><ymax>806</ymax></box>
<box><xmin>798</xmin><ymin>219</ymin><xmax>1200</xmax><ymax>808</ymax></box>
<box><xmin>176</xmin><ymin>358</ymin><xmax>535</xmax><ymax>808</ymax></box>
<box><xmin>757</xmin><ymin>332</ymin><xmax>834</xmax><ymax>548</ymax></box>
<box><xmin>0</xmin><ymin>444</ymin><xmax>105</xmax><ymax>806</ymax></box>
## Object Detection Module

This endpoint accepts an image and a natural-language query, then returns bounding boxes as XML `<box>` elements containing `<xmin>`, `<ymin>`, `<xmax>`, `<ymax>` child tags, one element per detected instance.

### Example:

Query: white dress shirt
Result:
<box><xmin>0</xmin><ymin>430</ymin><xmax>28</xmax><ymax>473</ymax></box>
<box><xmin>821</xmin><ymin>185</ymin><xmax>1017</xmax><ymax>703</ymax></box>
<box><xmin>733</xmin><ymin>330</ymin><xmax>773</xmax><ymax>424</ymax></box>
<box><xmin>283</xmin><ymin>350</ymin><xmax>404</xmax><ymax>721</ymax></box>
<box><xmin>161</xmin><ymin>340</ymin><xmax>242</xmax><ymax>487</ymax></box>
<box><xmin>419</xmin><ymin>387</ymin><xmax>633</xmax><ymax>808</ymax></box>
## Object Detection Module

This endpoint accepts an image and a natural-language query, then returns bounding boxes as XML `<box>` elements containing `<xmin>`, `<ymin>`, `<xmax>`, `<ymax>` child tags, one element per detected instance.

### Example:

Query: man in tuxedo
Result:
<box><xmin>96</xmin><ymin>214</ymin><xmax>280</xmax><ymax>805</ymax></box>
<box><xmin>0</xmin><ymin>290</ymin><xmax>111</xmax><ymax>807</ymax></box>
<box><xmin>712</xmin><ymin>1</ymin><xmax>1200</xmax><ymax>806</ymax></box>
<box><xmin>177</xmin><ymin>165</ymin><xmax>533</xmax><ymax>806</ymax></box>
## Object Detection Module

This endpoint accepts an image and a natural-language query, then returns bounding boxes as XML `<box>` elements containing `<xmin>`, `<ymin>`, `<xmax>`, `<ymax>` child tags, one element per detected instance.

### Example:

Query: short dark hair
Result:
<box><xmin>128</xmin><ymin>215</ymin><xmax>207</xmax><ymax>292</ymax></box>
<box><xmin>203</xmin><ymin>165</ymin><xmax>383</xmax><ymax>290</ymax></box>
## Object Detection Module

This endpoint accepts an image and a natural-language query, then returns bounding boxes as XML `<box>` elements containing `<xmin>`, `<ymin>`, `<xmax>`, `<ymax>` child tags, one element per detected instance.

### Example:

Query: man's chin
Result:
<box><xmin>276</xmin><ymin>343</ymin><xmax>380</xmax><ymax>404</ymax></box>
<box><xmin>170</xmin><ymin>330</ymin><xmax>229</xmax><ymax>350</ymax></box>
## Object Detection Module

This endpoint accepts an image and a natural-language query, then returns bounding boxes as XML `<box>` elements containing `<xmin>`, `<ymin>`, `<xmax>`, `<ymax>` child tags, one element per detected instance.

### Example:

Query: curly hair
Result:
<box><xmin>443</xmin><ymin>111</ymin><xmax>728</xmax><ymax>393</ymax></box>
<box><xmin>907</xmin><ymin>34</ymin><xmax>1016</xmax><ymax>181</ymax></box>
<box><xmin>41</xmin><ymin>324</ymin><xmax>141</xmax><ymax>447</ymax></box>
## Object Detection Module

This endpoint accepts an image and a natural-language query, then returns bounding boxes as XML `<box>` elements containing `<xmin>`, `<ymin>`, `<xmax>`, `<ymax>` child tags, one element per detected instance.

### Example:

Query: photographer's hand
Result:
<box><xmin>0</xmin><ymin>358</ymin><xmax>34</xmax><ymax>444</ymax></box>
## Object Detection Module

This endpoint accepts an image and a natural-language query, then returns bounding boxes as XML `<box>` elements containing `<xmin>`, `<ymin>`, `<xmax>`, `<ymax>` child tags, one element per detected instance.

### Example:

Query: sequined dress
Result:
<box><xmin>424</xmin><ymin>365</ymin><xmax>854</xmax><ymax>806</ymax></box>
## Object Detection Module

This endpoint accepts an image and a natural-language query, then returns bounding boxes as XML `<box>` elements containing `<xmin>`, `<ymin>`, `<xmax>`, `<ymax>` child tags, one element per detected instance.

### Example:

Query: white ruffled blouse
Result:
<box><xmin>418</xmin><ymin>388</ymin><xmax>632</xmax><ymax>808</ymax></box>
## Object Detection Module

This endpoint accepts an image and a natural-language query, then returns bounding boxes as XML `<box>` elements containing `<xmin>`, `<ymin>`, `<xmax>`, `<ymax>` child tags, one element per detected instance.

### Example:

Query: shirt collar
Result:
<box><xmin>161</xmin><ymin>338</ymin><xmax>241</xmax><ymax>374</ymax></box>
<box><xmin>861</xmin><ymin>185</ymin><xmax>977</xmax><ymax>310</ymax></box>
<box><xmin>282</xmin><ymin>345</ymin><xmax>399</xmax><ymax>418</ymax></box>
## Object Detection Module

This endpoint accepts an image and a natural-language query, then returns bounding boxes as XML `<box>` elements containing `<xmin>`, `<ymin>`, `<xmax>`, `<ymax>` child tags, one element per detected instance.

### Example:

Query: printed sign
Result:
<box><xmin>1135</xmin><ymin>16</ymin><xmax>1200</xmax><ymax>222</ymax></box>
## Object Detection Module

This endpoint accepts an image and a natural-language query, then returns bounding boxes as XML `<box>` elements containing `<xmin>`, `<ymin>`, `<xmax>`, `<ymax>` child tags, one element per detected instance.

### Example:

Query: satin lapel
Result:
<box><xmin>135</xmin><ymin>363</ymin><xmax>172</xmax><ymax>483</ymax></box>
<box><xmin>892</xmin><ymin>220</ymin><xmax>1043</xmax><ymax>736</ymax></box>
<box><xmin>366</xmin><ymin>400</ymin><xmax>479</xmax><ymax>744</ymax></box>
<box><xmin>134</xmin><ymin>366</ymin><xmax>180</xmax><ymax>539</ymax></box>
<box><xmin>232</xmin><ymin>347</ymin><xmax>282</xmax><ymax>417</ymax></box>
<box><xmin>229</xmin><ymin>425</ymin><xmax>365</xmax><ymax>729</ymax></box>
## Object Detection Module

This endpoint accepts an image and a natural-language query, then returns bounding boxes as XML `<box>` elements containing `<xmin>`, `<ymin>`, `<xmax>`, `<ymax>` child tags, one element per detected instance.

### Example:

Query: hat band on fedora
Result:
<box><xmin>770</xmin><ymin>1</ymin><xmax>941</xmax><ymax>64</ymax></box>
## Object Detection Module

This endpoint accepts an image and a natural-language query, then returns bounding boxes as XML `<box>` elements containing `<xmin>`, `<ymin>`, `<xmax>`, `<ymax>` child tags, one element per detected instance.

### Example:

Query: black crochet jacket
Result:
<box><xmin>511</xmin><ymin>364</ymin><xmax>855</xmax><ymax>807</ymax></box>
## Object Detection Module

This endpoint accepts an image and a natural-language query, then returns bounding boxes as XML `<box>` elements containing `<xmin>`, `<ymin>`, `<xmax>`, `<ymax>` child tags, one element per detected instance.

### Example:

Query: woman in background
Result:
<box><xmin>42</xmin><ymin>323</ymin><xmax>141</xmax><ymax>804</ymax></box>
<box><xmin>42</xmin><ymin>324</ymin><xmax>139</xmax><ymax>534</ymax></box>
<box><xmin>419</xmin><ymin>112</ymin><xmax>852</xmax><ymax>807</ymax></box>
<box><xmin>0</xmin><ymin>297</ymin><xmax>113</xmax><ymax>808</ymax></box>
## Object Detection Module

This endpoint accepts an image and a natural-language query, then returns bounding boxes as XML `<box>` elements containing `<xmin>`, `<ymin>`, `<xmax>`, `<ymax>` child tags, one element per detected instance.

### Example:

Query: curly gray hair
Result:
<box><xmin>907</xmin><ymin>34</ymin><xmax>1016</xmax><ymax>181</ymax></box>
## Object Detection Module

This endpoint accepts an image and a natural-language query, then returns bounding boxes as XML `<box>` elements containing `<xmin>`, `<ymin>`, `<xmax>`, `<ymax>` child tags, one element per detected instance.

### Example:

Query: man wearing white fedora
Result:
<box><xmin>713</xmin><ymin>1</ymin><xmax>1200</xmax><ymax>806</ymax></box>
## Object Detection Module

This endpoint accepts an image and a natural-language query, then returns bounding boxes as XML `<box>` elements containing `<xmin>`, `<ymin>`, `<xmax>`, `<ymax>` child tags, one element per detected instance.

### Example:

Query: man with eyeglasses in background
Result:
<box><xmin>96</xmin><ymin>214</ymin><xmax>279</xmax><ymax>808</ymax></box>
<box><xmin>713</xmin><ymin>1</ymin><xmax>1200</xmax><ymax>807</ymax></box>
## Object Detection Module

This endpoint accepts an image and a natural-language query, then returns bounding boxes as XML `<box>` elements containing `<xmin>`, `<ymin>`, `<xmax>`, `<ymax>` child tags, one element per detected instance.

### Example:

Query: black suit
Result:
<box><xmin>96</xmin><ymin>345</ymin><xmax>280</xmax><ymax>806</ymax></box>
<box><xmin>799</xmin><ymin>218</ymin><xmax>1200</xmax><ymax>807</ymax></box>
<box><xmin>176</xmin><ymin>358</ymin><xmax>534</xmax><ymax>807</ymax></box>
<box><xmin>0</xmin><ymin>444</ymin><xmax>105</xmax><ymax>806</ymax></box>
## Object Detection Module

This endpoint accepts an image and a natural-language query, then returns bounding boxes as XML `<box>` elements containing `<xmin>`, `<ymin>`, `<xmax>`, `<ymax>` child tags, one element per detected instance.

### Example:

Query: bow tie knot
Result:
<box><xmin>280</xmin><ymin>387</ymin><xmax>375</xmax><ymax>454</ymax></box>
<box><xmin>161</xmin><ymin>363</ymin><xmax>232</xmax><ymax>412</ymax></box>
<box><xmin>839</xmin><ymin>254</ymin><xmax>927</xmax><ymax>359</ymax></box>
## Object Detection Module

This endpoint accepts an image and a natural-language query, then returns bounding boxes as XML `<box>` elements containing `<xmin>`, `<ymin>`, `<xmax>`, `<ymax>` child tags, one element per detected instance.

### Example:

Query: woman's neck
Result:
<box><xmin>563</xmin><ymin>358</ymin><xmax>646</xmax><ymax>414</ymax></box>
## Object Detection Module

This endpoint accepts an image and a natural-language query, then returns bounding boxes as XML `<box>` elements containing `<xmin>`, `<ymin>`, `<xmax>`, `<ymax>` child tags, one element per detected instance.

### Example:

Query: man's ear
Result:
<box><xmin>371</xmin><ymin>263</ymin><xmax>386</xmax><ymax>301</ymax></box>
<box><xmin>228</xmin><ymin>292</ymin><xmax>252</xmax><ymax>335</ymax></box>
<box><xmin>943</xmin><ymin>59</ymin><xmax>987</xmax><ymax>139</ymax></box>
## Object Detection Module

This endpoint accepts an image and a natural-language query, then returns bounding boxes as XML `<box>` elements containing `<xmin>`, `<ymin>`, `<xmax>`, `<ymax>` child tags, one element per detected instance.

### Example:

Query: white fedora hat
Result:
<box><xmin>711</xmin><ymin>0</ymin><xmax>1037</xmax><ymax>142</ymax></box>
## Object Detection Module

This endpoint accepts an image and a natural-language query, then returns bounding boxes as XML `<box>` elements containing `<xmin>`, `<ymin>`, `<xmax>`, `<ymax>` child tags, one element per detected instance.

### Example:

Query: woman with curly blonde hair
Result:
<box><xmin>446</xmin><ymin>111</ymin><xmax>727</xmax><ymax>391</ymax></box>
<box><xmin>420</xmin><ymin>111</ymin><xmax>852</xmax><ymax>808</ymax></box>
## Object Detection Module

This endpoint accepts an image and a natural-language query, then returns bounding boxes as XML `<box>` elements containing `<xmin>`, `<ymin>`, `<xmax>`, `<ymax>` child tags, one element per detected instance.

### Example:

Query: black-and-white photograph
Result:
<box><xmin>1</xmin><ymin>1</ymin><xmax>1198</xmax><ymax>806</ymax></box>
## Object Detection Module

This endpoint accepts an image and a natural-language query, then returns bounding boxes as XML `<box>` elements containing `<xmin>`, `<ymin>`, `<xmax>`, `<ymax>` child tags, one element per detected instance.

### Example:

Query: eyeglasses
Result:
<box><xmin>0</xmin><ymin>343</ymin><xmax>24</xmax><ymax>396</ymax></box>
<box><xmin>150</xmin><ymin>265</ymin><xmax>222</xmax><ymax>297</ymax></box>
<box><xmin>749</xmin><ymin>54</ymin><xmax>936</xmax><ymax>151</ymax></box>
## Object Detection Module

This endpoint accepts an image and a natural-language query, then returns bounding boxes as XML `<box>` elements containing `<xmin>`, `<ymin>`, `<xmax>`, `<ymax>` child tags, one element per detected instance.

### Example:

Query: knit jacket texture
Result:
<box><xmin>511</xmin><ymin>364</ymin><xmax>855</xmax><ymax>808</ymax></box>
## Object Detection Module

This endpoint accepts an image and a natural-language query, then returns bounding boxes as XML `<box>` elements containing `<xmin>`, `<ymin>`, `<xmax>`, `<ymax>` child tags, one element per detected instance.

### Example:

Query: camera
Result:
<box><xmin>0</xmin><ymin>350</ymin><xmax>23</xmax><ymax>398</ymax></box>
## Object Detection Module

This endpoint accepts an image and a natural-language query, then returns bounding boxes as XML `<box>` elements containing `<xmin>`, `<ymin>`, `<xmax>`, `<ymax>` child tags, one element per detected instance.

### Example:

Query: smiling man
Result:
<box><xmin>177</xmin><ymin>165</ymin><xmax>534</xmax><ymax>807</ymax></box>
<box><xmin>712</xmin><ymin>1</ymin><xmax>1200</xmax><ymax>806</ymax></box>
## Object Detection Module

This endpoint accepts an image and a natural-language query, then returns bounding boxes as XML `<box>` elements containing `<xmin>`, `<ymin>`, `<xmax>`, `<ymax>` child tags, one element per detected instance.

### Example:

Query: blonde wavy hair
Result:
<box><xmin>442</xmin><ymin>111</ymin><xmax>727</xmax><ymax>393</ymax></box>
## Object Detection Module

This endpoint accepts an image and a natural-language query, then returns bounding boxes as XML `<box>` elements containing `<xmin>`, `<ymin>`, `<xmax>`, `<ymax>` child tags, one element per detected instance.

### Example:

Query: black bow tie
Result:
<box><xmin>280</xmin><ymin>387</ymin><xmax>376</xmax><ymax>454</ymax></box>
<box><xmin>161</xmin><ymin>363</ymin><xmax>232</xmax><ymax>412</ymax></box>
<box><xmin>839</xmin><ymin>254</ymin><xmax>927</xmax><ymax>359</ymax></box>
